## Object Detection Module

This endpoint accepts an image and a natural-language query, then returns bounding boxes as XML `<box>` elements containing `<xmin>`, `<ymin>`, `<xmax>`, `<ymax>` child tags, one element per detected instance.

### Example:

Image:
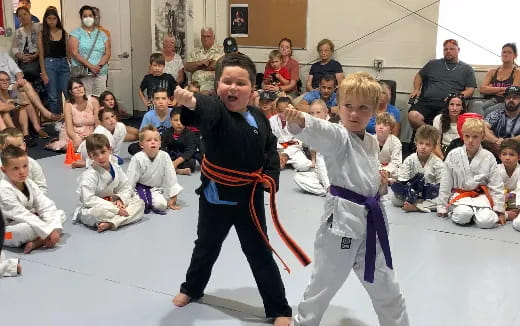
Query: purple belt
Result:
<box><xmin>135</xmin><ymin>183</ymin><xmax>167</xmax><ymax>215</ymax></box>
<box><xmin>329</xmin><ymin>185</ymin><xmax>393</xmax><ymax>283</ymax></box>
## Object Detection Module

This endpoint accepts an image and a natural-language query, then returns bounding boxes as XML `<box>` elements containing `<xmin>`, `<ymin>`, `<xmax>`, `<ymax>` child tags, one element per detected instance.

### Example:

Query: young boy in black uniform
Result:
<box><xmin>172</xmin><ymin>53</ymin><xmax>309</xmax><ymax>326</ymax></box>
<box><xmin>161</xmin><ymin>108</ymin><xmax>197</xmax><ymax>175</ymax></box>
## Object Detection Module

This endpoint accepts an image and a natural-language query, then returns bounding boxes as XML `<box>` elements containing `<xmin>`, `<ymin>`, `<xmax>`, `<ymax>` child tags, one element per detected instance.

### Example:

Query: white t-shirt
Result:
<box><xmin>164</xmin><ymin>54</ymin><xmax>183</xmax><ymax>81</ymax></box>
<box><xmin>433</xmin><ymin>114</ymin><xmax>459</xmax><ymax>147</ymax></box>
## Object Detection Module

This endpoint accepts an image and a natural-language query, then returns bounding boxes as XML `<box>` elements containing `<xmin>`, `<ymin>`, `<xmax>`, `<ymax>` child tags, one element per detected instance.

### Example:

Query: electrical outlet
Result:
<box><xmin>373</xmin><ymin>59</ymin><xmax>384</xmax><ymax>72</ymax></box>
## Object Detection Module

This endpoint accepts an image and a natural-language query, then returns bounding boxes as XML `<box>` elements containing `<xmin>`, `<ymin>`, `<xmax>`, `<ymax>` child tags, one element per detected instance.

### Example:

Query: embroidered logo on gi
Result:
<box><xmin>341</xmin><ymin>237</ymin><xmax>351</xmax><ymax>249</ymax></box>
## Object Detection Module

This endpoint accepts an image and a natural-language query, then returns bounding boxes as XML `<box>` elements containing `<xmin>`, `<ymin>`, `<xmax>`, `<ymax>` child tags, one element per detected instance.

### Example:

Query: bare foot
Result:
<box><xmin>172</xmin><ymin>292</ymin><xmax>191</xmax><ymax>307</ymax></box>
<box><xmin>273</xmin><ymin>316</ymin><xmax>292</xmax><ymax>326</ymax></box>
<box><xmin>176</xmin><ymin>168</ymin><xmax>191</xmax><ymax>175</ymax></box>
<box><xmin>17</xmin><ymin>263</ymin><xmax>22</xmax><ymax>274</ymax></box>
<box><xmin>402</xmin><ymin>202</ymin><xmax>418</xmax><ymax>212</ymax></box>
<box><xmin>97</xmin><ymin>222</ymin><xmax>114</xmax><ymax>233</ymax></box>
<box><xmin>72</xmin><ymin>160</ymin><xmax>86</xmax><ymax>169</ymax></box>
<box><xmin>23</xmin><ymin>238</ymin><xmax>45</xmax><ymax>254</ymax></box>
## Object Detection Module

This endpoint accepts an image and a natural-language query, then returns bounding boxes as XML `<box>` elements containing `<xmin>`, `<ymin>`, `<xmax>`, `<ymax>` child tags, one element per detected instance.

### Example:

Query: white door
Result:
<box><xmin>61</xmin><ymin>0</ymin><xmax>134</xmax><ymax>112</ymax></box>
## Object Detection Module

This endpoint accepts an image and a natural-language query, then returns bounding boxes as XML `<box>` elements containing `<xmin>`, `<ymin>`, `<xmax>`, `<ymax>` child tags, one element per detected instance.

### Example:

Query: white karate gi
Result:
<box><xmin>289</xmin><ymin>113</ymin><xmax>409</xmax><ymax>326</ymax></box>
<box><xmin>74</xmin><ymin>163</ymin><xmax>144</xmax><ymax>229</ymax></box>
<box><xmin>78</xmin><ymin>123</ymin><xmax>127</xmax><ymax>166</ymax></box>
<box><xmin>0</xmin><ymin>179</ymin><xmax>66</xmax><ymax>247</ymax></box>
<box><xmin>293</xmin><ymin>152</ymin><xmax>330</xmax><ymax>196</ymax></box>
<box><xmin>390</xmin><ymin>153</ymin><xmax>444</xmax><ymax>212</ymax></box>
<box><xmin>269</xmin><ymin>114</ymin><xmax>312</xmax><ymax>172</ymax></box>
<box><xmin>0</xmin><ymin>251</ymin><xmax>19</xmax><ymax>277</ymax></box>
<box><xmin>438</xmin><ymin>146</ymin><xmax>504</xmax><ymax>229</ymax></box>
<box><xmin>126</xmin><ymin>151</ymin><xmax>183</xmax><ymax>212</ymax></box>
<box><xmin>497</xmin><ymin>164</ymin><xmax>520</xmax><ymax>231</ymax></box>
<box><xmin>0</xmin><ymin>156</ymin><xmax>47</xmax><ymax>193</ymax></box>
<box><xmin>378</xmin><ymin>134</ymin><xmax>402</xmax><ymax>179</ymax></box>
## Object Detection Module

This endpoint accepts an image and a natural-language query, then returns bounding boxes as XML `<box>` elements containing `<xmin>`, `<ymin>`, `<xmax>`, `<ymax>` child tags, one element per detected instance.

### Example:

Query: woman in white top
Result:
<box><xmin>432</xmin><ymin>94</ymin><xmax>466</xmax><ymax>159</ymax></box>
<box><xmin>162</xmin><ymin>34</ymin><xmax>184</xmax><ymax>86</ymax></box>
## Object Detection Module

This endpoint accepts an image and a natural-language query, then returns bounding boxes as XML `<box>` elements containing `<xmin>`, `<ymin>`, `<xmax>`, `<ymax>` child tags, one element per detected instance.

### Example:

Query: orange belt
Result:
<box><xmin>448</xmin><ymin>185</ymin><xmax>494</xmax><ymax>208</ymax></box>
<box><xmin>280</xmin><ymin>140</ymin><xmax>298</xmax><ymax>149</ymax></box>
<box><xmin>201</xmin><ymin>157</ymin><xmax>311</xmax><ymax>273</ymax></box>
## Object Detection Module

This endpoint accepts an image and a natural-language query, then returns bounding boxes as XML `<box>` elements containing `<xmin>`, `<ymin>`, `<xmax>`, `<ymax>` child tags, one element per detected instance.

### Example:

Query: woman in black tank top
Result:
<box><xmin>480</xmin><ymin>43</ymin><xmax>520</xmax><ymax>116</ymax></box>
<box><xmin>37</xmin><ymin>6</ymin><xmax>70</xmax><ymax>114</ymax></box>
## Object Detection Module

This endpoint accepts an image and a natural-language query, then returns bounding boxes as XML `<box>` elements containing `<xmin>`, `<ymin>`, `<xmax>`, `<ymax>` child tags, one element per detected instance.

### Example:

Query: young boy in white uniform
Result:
<box><xmin>376</xmin><ymin>112</ymin><xmax>402</xmax><ymax>180</ymax></box>
<box><xmin>285</xmin><ymin>72</ymin><xmax>409</xmax><ymax>326</ymax></box>
<box><xmin>0</xmin><ymin>211</ymin><xmax>21</xmax><ymax>277</ymax></box>
<box><xmin>496</xmin><ymin>139</ymin><xmax>520</xmax><ymax>230</ymax></box>
<box><xmin>0</xmin><ymin>128</ymin><xmax>47</xmax><ymax>192</ymax></box>
<box><xmin>126</xmin><ymin>125</ymin><xmax>183</xmax><ymax>213</ymax></box>
<box><xmin>437</xmin><ymin>118</ymin><xmax>505</xmax><ymax>228</ymax></box>
<box><xmin>74</xmin><ymin>134</ymin><xmax>144</xmax><ymax>232</ymax></box>
<box><xmin>0</xmin><ymin>146</ymin><xmax>66</xmax><ymax>254</ymax></box>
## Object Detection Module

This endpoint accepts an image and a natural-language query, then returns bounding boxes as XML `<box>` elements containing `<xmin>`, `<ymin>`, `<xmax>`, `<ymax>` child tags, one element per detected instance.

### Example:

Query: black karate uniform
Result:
<box><xmin>161</xmin><ymin>127</ymin><xmax>197</xmax><ymax>171</ymax></box>
<box><xmin>179</xmin><ymin>93</ymin><xmax>291</xmax><ymax>318</ymax></box>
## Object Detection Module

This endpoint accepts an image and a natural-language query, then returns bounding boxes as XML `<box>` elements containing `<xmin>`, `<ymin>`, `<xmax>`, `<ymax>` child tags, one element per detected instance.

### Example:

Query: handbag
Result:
<box><xmin>70</xmin><ymin>29</ymin><xmax>100</xmax><ymax>78</ymax></box>
<box><xmin>19</xmin><ymin>59</ymin><xmax>40</xmax><ymax>81</ymax></box>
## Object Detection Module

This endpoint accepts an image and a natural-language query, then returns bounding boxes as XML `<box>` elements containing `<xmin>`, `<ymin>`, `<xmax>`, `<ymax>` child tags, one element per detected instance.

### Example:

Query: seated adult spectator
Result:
<box><xmin>408</xmin><ymin>39</ymin><xmax>476</xmax><ymax>130</ymax></box>
<box><xmin>480</xmin><ymin>43</ymin><xmax>520</xmax><ymax>117</ymax></box>
<box><xmin>484</xmin><ymin>86</ymin><xmax>520</xmax><ymax>155</ymax></box>
<box><xmin>432</xmin><ymin>93</ymin><xmax>466</xmax><ymax>159</ymax></box>
<box><xmin>264</xmin><ymin>38</ymin><xmax>300</xmax><ymax>97</ymax></box>
<box><xmin>0</xmin><ymin>71</ymin><xmax>46</xmax><ymax>144</ymax></box>
<box><xmin>366</xmin><ymin>81</ymin><xmax>401</xmax><ymax>136</ymax></box>
<box><xmin>184</xmin><ymin>27</ymin><xmax>223</xmax><ymax>94</ymax></box>
<box><xmin>45</xmin><ymin>78</ymin><xmax>99</xmax><ymax>152</ymax></box>
<box><xmin>13</xmin><ymin>6</ymin><xmax>41</xmax><ymax>84</ymax></box>
<box><xmin>162</xmin><ymin>34</ymin><xmax>184</xmax><ymax>86</ymax></box>
<box><xmin>13</xmin><ymin>0</ymin><xmax>39</xmax><ymax>30</ymax></box>
<box><xmin>297</xmin><ymin>75</ymin><xmax>337</xmax><ymax>119</ymax></box>
<box><xmin>306</xmin><ymin>39</ymin><xmax>344</xmax><ymax>91</ymax></box>
<box><xmin>0</xmin><ymin>52</ymin><xmax>60</xmax><ymax>126</ymax></box>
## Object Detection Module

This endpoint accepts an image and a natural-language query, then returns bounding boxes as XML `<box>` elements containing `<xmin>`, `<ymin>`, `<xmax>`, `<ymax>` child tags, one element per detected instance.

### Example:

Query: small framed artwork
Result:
<box><xmin>230</xmin><ymin>4</ymin><xmax>248</xmax><ymax>37</ymax></box>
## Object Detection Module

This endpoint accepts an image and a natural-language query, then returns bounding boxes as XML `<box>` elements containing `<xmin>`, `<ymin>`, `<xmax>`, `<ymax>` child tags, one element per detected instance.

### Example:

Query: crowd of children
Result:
<box><xmin>2</xmin><ymin>50</ymin><xmax>520</xmax><ymax>326</ymax></box>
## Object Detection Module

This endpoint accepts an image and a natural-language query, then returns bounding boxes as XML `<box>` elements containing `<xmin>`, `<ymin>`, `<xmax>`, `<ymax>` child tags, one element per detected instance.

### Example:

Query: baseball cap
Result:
<box><xmin>504</xmin><ymin>85</ymin><xmax>520</xmax><ymax>96</ymax></box>
<box><xmin>259</xmin><ymin>91</ymin><xmax>277</xmax><ymax>102</ymax></box>
<box><xmin>223</xmin><ymin>37</ymin><xmax>238</xmax><ymax>54</ymax></box>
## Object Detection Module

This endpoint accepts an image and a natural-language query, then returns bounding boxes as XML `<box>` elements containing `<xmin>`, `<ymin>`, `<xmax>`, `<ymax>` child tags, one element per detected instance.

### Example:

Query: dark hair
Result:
<box><xmin>150</xmin><ymin>53</ymin><xmax>165</xmax><ymax>65</ymax></box>
<box><xmin>443</xmin><ymin>39</ymin><xmax>459</xmax><ymax>47</ymax></box>
<box><xmin>440</xmin><ymin>95</ymin><xmax>466</xmax><ymax>134</ymax></box>
<box><xmin>215</xmin><ymin>53</ymin><xmax>256</xmax><ymax>88</ymax></box>
<box><xmin>1</xmin><ymin>144</ymin><xmax>27</xmax><ymax>166</ymax></box>
<box><xmin>503</xmin><ymin>43</ymin><xmax>518</xmax><ymax>56</ymax></box>
<box><xmin>320</xmin><ymin>74</ymin><xmax>336</xmax><ymax>85</ymax></box>
<box><xmin>16</xmin><ymin>6</ymin><xmax>30</xmax><ymax>17</ymax></box>
<box><xmin>99</xmin><ymin>90</ymin><xmax>119</xmax><ymax>111</ymax></box>
<box><xmin>153</xmin><ymin>88</ymin><xmax>168</xmax><ymax>97</ymax></box>
<box><xmin>85</xmin><ymin>134</ymin><xmax>110</xmax><ymax>153</ymax></box>
<box><xmin>98</xmin><ymin>107</ymin><xmax>117</xmax><ymax>122</ymax></box>
<box><xmin>67</xmin><ymin>77</ymin><xmax>88</xmax><ymax>103</ymax></box>
<box><xmin>276</xmin><ymin>97</ymin><xmax>293</xmax><ymax>107</ymax></box>
<box><xmin>42</xmin><ymin>7</ymin><xmax>65</xmax><ymax>53</ymax></box>
<box><xmin>79</xmin><ymin>5</ymin><xmax>96</xmax><ymax>18</ymax></box>
<box><xmin>279</xmin><ymin>38</ymin><xmax>293</xmax><ymax>56</ymax></box>
<box><xmin>500</xmin><ymin>138</ymin><xmax>520</xmax><ymax>154</ymax></box>
<box><xmin>0</xmin><ymin>209</ymin><xmax>4</xmax><ymax>255</ymax></box>
<box><xmin>170</xmin><ymin>107</ymin><xmax>182</xmax><ymax>118</ymax></box>
<box><xmin>0</xmin><ymin>71</ymin><xmax>10</xmax><ymax>79</ymax></box>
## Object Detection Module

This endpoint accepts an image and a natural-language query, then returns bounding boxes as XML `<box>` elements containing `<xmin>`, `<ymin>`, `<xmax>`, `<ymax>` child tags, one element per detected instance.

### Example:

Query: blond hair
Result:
<box><xmin>415</xmin><ymin>124</ymin><xmax>439</xmax><ymax>146</ymax></box>
<box><xmin>139</xmin><ymin>125</ymin><xmax>159</xmax><ymax>142</ymax></box>
<box><xmin>461</xmin><ymin>118</ymin><xmax>485</xmax><ymax>135</ymax></box>
<box><xmin>375</xmin><ymin>112</ymin><xmax>396</xmax><ymax>129</ymax></box>
<box><xmin>337</xmin><ymin>72</ymin><xmax>381</xmax><ymax>108</ymax></box>
<box><xmin>269</xmin><ymin>49</ymin><xmax>282</xmax><ymax>61</ymax></box>
<box><xmin>310</xmin><ymin>99</ymin><xmax>327</xmax><ymax>111</ymax></box>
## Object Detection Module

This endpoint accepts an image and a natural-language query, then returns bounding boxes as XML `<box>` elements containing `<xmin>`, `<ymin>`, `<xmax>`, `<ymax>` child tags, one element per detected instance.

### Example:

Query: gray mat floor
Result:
<box><xmin>1</xmin><ymin>148</ymin><xmax>520</xmax><ymax>326</ymax></box>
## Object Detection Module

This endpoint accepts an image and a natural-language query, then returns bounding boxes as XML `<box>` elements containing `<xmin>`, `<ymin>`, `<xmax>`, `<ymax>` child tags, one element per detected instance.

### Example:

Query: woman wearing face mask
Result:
<box><xmin>67</xmin><ymin>5</ymin><xmax>111</xmax><ymax>97</ymax></box>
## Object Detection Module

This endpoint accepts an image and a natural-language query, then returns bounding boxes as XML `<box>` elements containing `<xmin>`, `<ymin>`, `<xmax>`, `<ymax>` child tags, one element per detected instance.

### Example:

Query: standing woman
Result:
<box><xmin>12</xmin><ymin>6</ymin><xmax>41</xmax><ymax>83</ymax></box>
<box><xmin>38</xmin><ymin>6</ymin><xmax>69</xmax><ymax>114</ymax></box>
<box><xmin>68</xmin><ymin>5</ymin><xmax>111</xmax><ymax>97</ymax></box>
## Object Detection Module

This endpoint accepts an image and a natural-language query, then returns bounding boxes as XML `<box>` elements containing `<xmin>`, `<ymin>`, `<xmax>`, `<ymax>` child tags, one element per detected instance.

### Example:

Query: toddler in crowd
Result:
<box><xmin>376</xmin><ymin>112</ymin><xmax>402</xmax><ymax>180</ymax></box>
<box><xmin>263</xmin><ymin>50</ymin><xmax>290</xmax><ymax>90</ymax></box>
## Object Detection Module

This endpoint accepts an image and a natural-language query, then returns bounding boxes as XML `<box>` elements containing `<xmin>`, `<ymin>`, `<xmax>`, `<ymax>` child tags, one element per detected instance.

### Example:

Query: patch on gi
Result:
<box><xmin>341</xmin><ymin>237</ymin><xmax>351</xmax><ymax>249</ymax></box>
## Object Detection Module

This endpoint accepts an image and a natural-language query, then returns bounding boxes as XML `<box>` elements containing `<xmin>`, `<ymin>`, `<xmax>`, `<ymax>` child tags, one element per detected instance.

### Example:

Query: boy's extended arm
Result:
<box><xmin>437</xmin><ymin>161</ymin><xmax>453</xmax><ymax>214</ymax></box>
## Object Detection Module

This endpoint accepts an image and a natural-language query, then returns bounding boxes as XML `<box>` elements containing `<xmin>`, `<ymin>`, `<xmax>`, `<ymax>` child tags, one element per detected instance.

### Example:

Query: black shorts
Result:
<box><xmin>409</xmin><ymin>99</ymin><xmax>444</xmax><ymax>125</ymax></box>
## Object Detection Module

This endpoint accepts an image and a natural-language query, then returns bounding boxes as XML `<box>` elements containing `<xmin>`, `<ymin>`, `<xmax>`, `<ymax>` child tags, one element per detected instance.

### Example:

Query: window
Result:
<box><xmin>436</xmin><ymin>0</ymin><xmax>520</xmax><ymax>65</ymax></box>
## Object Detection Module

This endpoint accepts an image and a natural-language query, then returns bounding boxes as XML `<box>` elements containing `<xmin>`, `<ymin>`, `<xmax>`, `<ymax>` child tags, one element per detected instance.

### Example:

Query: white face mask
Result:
<box><xmin>82</xmin><ymin>17</ymin><xmax>95</xmax><ymax>27</ymax></box>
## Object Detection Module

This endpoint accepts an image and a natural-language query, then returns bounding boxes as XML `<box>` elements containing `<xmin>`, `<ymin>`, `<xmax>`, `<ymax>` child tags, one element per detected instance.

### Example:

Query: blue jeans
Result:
<box><xmin>44</xmin><ymin>57</ymin><xmax>70</xmax><ymax>114</ymax></box>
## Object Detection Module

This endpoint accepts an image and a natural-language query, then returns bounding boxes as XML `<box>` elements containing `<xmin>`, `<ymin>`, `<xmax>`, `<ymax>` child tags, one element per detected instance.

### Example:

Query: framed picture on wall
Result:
<box><xmin>230</xmin><ymin>4</ymin><xmax>248</xmax><ymax>37</ymax></box>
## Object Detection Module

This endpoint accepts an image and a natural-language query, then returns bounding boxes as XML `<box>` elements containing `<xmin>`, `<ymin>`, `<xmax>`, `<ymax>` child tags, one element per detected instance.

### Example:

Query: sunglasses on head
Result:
<box><xmin>448</xmin><ymin>93</ymin><xmax>465</xmax><ymax>99</ymax></box>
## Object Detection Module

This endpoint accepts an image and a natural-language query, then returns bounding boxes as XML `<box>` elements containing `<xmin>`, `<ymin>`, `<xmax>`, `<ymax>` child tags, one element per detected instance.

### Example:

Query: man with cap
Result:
<box><xmin>258</xmin><ymin>91</ymin><xmax>277</xmax><ymax>118</ymax></box>
<box><xmin>485</xmin><ymin>86</ymin><xmax>520</xmax><ymax>154</ymax></box>
<box><xmin>223</xmin><ymin>37</ymin><xmax>243</xmax><ymax>55</ymax></box>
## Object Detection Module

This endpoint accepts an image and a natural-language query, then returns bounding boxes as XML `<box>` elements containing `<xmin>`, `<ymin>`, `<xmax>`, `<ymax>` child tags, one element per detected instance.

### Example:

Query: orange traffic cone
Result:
<box><xmin>64</xmin><ymin>140</ymin><xmax>81</xmax><ymax>164</ymax></box>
